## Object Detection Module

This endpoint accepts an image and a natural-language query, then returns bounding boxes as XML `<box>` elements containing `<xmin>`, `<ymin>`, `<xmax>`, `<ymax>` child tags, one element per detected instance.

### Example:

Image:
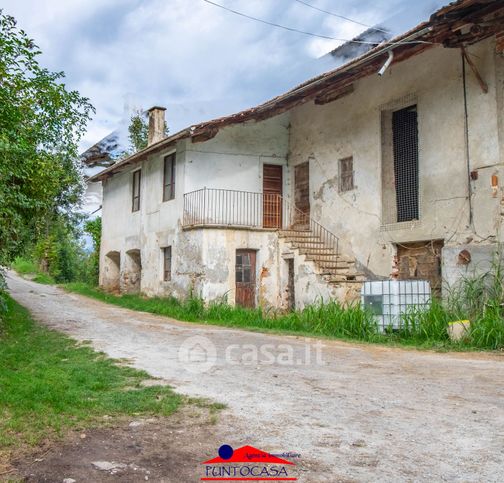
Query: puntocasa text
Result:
<box><xmin>205</xmin><ymin>465</ymin><xmax>290</xmax><ymax>478</ymax></box>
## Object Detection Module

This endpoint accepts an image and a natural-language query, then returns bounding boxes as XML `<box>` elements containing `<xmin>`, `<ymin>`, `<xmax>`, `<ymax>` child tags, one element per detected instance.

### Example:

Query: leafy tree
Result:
<box><xmin>128</xmin><ymin>110</ymin><xmax>149</xmax><ymax>153</ymax></box>
<box><xmin>126</xmin><ymin>109</ymin><xmax>169</xmax><ymax>155</ymax></box>
<box><xmin>0</xmin><ymin>11</ymin><xmax>94</xmax><ymax>309</ymax></box>
<box><xmin>84</xmin><ymin>217</ymin><xmax>101</xmax><ymax>284</ymax></box>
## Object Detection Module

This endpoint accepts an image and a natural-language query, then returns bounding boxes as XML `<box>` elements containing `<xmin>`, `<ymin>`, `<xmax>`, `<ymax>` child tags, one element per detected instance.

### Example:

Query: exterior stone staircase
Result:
<box><xmin>279</xmin><ymin>229</ymin><xmax>366</xmax><ymax>300</ymax></box>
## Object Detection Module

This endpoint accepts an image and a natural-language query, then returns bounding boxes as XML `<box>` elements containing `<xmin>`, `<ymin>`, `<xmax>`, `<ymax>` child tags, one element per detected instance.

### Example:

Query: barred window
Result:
<box><xmin>163</xmin><ymin>153</ymin><xmax>176</xmax><ymax>201</ymax></box>
<box><xmin>132</xmin><ymin>170</ymin><xmax>141</xmax><ymax>212</ymax></box>
<box><xmin>163</xmin><ymin>246</ymin><xmax>172</xmax><ymax>281</ymax></box>
<box><xmin>392</xmin><ymin>105</ymin><xmax>419</xmax><ymax>222</ymax></box>
<box><xmin>339</xmin><ymin>156</ymin><xmax>354</xmax><ymax>192</ymax></box>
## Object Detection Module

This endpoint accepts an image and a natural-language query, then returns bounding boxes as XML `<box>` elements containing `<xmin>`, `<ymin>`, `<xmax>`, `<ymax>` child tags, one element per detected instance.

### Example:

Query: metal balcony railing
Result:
<box><xmin>182</xmin><ymin>188</ymin><xmax>340</xmax><ymax>262</ymax></box>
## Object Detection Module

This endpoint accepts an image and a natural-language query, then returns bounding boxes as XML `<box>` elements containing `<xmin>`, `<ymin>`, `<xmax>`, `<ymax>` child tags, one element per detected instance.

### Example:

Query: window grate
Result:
<box><xmin>235</xmin><ymin>252</ymin><xmax>252</xmax><ymax>283</ymax></box>
<box><xmin>392</xmin><ymin>105</ymin><xmax>419</xmax><ymax>222</ymax></box>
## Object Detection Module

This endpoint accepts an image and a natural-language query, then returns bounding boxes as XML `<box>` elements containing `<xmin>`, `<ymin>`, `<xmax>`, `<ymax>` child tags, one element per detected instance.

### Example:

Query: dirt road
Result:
<box><xmin>6</xmin><ymin>272</ymin><xmax>504</xmax><ymax>482</ymax></box>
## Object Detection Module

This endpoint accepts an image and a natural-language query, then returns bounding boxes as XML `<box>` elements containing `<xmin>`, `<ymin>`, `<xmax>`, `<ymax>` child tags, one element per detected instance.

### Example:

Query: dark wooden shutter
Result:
<box><xmin>339</xmin><ymin>157</ymin><xmax>354</xmax><ymax>192</ymax></box>
<box><xmin>294</xmin><ymin>162</ymin><xmax>310</xmax><ymax>215</ymax></box>
<box><xmin>132</xmin><ymin>170</ymin><xmax>141</xmax><ymax>212</ymax></box>
<box><xmin>163</xmin><ymin>153</ymin><xmax>176</xmax><ymax>201</ymax></box>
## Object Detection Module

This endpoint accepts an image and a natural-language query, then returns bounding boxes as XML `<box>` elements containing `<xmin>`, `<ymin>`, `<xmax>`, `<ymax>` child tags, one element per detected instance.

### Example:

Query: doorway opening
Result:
<box><xmin>104</xmin><ymin>251</ymin><xmax>121</xmax><ymax>292</ymax></box>
<box><xmin>396</xmin><ymin>240</ymin><xmax>443</xmax><ymax>297</ymax></box>
<box><xmin>235</xmin><ymin>249</ymin><xmax>256</xmax><ymax>308</ymax></box>
<box><xmin>125</xmin><ymin>249</ymin><xmax>142</xmax><ymax>294</ymax></box>
<box><xmin>294</xmin><ymin>162</ymin><xmax>310</xmax><ymax>229</ymax></box>
<box><xmin>263</xmin><ymin>164</ymin><xmax>282</xmax><ymax>228</ymax></box>
<box><xmin>287</xmin><ymin>258</ymin><xmax>295</xmax><ymax>311</ymax></box>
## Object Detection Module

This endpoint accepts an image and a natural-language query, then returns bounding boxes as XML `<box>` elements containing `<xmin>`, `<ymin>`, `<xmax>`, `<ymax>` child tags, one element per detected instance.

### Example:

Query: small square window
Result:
<box><xmin>339</xmin><ymin>157</ymin><xmax>354</xmax><ymax>192</ymax></box>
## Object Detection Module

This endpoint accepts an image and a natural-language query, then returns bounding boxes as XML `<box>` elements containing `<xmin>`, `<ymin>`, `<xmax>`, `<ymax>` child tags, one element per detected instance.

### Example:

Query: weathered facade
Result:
<box><xmin>93</xmin><ymin>0</ymin><xmax>504</xmax><ymax>310</ymax></box>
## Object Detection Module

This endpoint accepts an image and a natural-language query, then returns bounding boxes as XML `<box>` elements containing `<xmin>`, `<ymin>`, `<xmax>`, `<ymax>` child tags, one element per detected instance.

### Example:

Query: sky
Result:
<box><xmin>2</xmin><ymin>0</ymin><xmax>447</xmax><ymax>152</ymax></box>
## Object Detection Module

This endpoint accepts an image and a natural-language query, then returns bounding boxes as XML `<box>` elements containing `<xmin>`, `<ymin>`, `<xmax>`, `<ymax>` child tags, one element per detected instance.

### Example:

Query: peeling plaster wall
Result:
<box><xmin>99</xmin><ymin>114</ymin><xmax>290</xmax><ymax>304</ymax></box>
<box><xmin>278</xmin><ymin>240</ymin><xmax>361</xmax><ymax>309</ymax></box>
<box><xmin>288</xmin><ymin>38</ymin><xmax>504</xmax><ymax>285</ymax></box>
<box><xmin>442</xmin><ymin>244</ymin><xmax>503</xmax><ymax>290</ymax></box>
<box><xmin>100</xmin><ymin>38</ymin><xmax>503</xmax><ymax>305</ymax></box>
<box><xmin>190</xmin><ymin>228</ymin><xmax>281</xmax><ymax>308</ymax></box>
<box><xmin>184</xmin><ymin>115</ymin><xmax>290</xmax><ymax>194</ymax></box>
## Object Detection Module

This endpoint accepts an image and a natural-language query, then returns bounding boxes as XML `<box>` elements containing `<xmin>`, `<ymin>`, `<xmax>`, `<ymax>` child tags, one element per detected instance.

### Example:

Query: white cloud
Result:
<box><xmin>1</xmin><ymin>0</ymin><xmax>447</xmax><ymax>151</ymax></box>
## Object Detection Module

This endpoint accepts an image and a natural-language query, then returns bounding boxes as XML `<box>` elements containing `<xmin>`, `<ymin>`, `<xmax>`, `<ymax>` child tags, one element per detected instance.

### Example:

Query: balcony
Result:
<box><xmin>183</xmin><ymin>188</ymin><xmax>284</xmax><ymax>230</ymax></box>
<box><xmin>182</xmin><ymin>188</ymin><xmax>341</xmax><ymax>263</ymax></box>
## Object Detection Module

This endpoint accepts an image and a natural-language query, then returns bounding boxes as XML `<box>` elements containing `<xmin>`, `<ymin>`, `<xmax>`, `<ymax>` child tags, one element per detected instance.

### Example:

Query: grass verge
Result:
<box><xmin>62</xmin><ymin>282</ymin><xmax>503</xmax><ymax>351</ymax></box>
<box><xmin>0</xmin><ymin>294</ymin><xmax>182</xmax><ymax>461</ymax></box>
<box><xmin>11</xmin><ymin>257</ymin><xmax>55</xmax><ymax>284</ymax></box>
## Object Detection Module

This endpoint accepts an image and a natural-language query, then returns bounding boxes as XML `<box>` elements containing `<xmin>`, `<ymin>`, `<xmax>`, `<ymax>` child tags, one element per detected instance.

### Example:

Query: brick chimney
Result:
<box><xmin>147</xmin><ymin>106</ymin><xmax>166</xmax><ymax>146</ymax></box>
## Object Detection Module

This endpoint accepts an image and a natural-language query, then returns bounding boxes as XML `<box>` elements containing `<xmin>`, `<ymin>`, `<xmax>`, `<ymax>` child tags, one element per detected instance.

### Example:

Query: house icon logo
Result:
<box><xmin>201</xmin><ymin>444</ymin><xmax>298</xmax><ymax>481</ymax></box>
<box><xmin>178</xmin><ymin>336</ymin><xmax>217</xmax><ymax>373</ymax></box>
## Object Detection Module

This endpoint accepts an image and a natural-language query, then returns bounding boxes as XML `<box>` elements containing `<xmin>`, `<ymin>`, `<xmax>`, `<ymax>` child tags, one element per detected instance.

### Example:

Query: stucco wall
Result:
<box><xmin>99</xmin><ymin>114</ymin><xmax>291</xmax><ymax>303</ymax></box>
<box><xmin>288</xmin><ymin>38</ymin><xmax>504</xmax><ymax>283</ymax></box>
<box><xmin>99</xmin><ymin>36</ymin><xmax>504</xmax><ymax>306</ymax></box>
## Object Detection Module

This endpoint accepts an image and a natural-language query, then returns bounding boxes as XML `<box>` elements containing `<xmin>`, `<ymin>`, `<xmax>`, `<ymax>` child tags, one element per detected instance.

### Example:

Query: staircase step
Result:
<box><xmin>319</xmin><ymin>262</ymin><xmax>357</xmax><ymax>272</ymax></box>
<box><xmin>279</xmin><ymin>231</ymin><xmax>314</xmax><ymax>238</ymax></box>
<box><xmin>279</xmin><ymin>229</ymin><xmax>311</xmax><ymax>236</ymax></box>
<box><xmin>283</xmin><ymin>237</ymin><xmax>324</xmax><ymax>244</ymax></box>
<box><xmin>319</xmin><ymin>268</ymin><xmax>358</xmax><ymax>276</ymax></box>
<box><xmin>317</xmin><ymin>260</ymin><xmax>355</xmax><ymax>268</ymax></box>
<box><xmin>298</xmin><ymin>250</ymin><xmax>338</xmax><ymax>258</ymax></box>
<box><xmin>324</xmin><ymin>274</ymin><xmax>367</xmax><ymax>283</ymax></box>
<box><xmin>305</xmin><ymin>254</ymin><xmax>353</xmax><ymax>263</ymax></box>
<box><xmin>289</xmin><ymin>238</ymin><xmax>324</xmax><ymax>249</ymax></box>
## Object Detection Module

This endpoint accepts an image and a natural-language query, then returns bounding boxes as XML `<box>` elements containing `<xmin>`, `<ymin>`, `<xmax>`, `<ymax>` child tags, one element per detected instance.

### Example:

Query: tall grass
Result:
<box><xmin>54</xmin><ymin>255</ymin><xmax>504</xmax><ymax>351</ymax></box>
<box><xmin>445</xmin><ymin>255</ymin><xmax>504</xmax><ymax>350</ymax></box>
<box><xmin>399</xmin><ymin>300</ymin><xmax>453</xmax><ymax>344</ymax></box>
<box><xmin>11</xmin><ymin>257</ymin><xmax>55</xmax><ymax>284</ymax></box>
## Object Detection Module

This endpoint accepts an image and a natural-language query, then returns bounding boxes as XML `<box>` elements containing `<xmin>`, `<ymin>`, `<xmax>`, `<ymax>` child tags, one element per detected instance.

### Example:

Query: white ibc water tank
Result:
<box><xmin>361</xmin><ymin>280</ymin><xmax>431</xmax><ymax>330</ymax></box>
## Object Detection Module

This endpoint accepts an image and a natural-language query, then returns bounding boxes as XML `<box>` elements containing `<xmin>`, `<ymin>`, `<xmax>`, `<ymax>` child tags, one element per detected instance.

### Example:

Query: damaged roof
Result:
<box><xmin>91</xmin><ymin>0</ymin><xmax>504</xmax><ymax>182</ymax></box>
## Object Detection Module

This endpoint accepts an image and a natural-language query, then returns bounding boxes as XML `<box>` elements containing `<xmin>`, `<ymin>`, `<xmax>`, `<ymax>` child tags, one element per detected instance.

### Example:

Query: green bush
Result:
<box><xmin>11</xmin><ymin>257</ymin><xmax>38</xmax><ymax>275</ymax></box>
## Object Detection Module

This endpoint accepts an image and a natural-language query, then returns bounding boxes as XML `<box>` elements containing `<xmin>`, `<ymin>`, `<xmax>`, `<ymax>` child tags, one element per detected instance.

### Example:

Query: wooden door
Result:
<box><xmin>263</xmin><ymin>164</ymin><xmax>282</xmax><ymax>228</ymax></box>
<box><xmin>397</xmin><ymin>240</ymin><xmax>443</xmax><ymax>297</ymax></box>
<box><xmin>287</xmin><ymin>258</ymin><xmax>295</xmax><ymax>311</ymax></box>
<box><xmin>294</xmin><ymin>162</ymin><xmax>310</xmax><ymax>228</ymax></box>
<box><xmin>235</xmin><ymin>250</ymin><xmax>256</xmax><ymax>308</ymax></box>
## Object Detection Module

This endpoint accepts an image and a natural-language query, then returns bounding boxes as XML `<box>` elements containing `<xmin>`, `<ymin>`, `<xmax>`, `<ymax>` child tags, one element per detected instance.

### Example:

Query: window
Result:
<box><xmin>132</xmin><ymin>170</ymin><xmax>141</xmax><ymax>212</ymax></box>
<box><xmin>392</xmin><ymin>105</ymin><xmax>419</xmax><ymax>222</ymax></box>
<box><xmin>163</xmin><ymin>153</ymin><xmax>176</xmax><ymax>201</ymax></box>
<box><xmin>339</xmin><ymin>156</ymin><xmax>354</xmax><ymax>192</ymax></box>
<box><xmin>163</xmin><ymin>246</ymin><xmax>172</xmax><ymax>281</ymax></box>
<box><xmin>235</xmin><ymin>252</ymin><xmax>252</xmax><ymax>283</ymax></box>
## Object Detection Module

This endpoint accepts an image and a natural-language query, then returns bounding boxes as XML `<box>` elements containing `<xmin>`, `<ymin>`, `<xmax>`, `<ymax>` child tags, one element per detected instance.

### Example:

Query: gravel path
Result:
<box><xmin>7</xmin><ymin>271</ymin><xmax>504</xmax><ymax>482</ymax></box>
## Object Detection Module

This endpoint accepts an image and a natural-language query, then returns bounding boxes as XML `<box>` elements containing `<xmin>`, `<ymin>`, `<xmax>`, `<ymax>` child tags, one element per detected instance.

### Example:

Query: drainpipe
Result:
<box><xmin>378</xmin><ymin>50</ymin><xmax>394</xmax><ymax>76</ymax></box>
<box><xmin>461</xmin><ymin>49</ymin><xmax>474</xmax><ymax>228</ymax></box>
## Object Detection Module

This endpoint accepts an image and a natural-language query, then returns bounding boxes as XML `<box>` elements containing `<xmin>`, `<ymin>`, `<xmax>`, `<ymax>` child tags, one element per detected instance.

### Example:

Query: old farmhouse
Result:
<box><xmin>90</xmin><ymin>0</ymin><xmax>504</xmax><ymax>310</ymax></box>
